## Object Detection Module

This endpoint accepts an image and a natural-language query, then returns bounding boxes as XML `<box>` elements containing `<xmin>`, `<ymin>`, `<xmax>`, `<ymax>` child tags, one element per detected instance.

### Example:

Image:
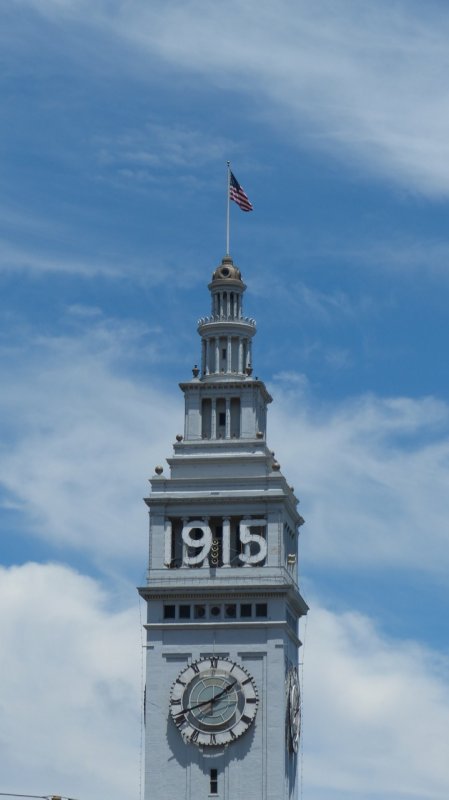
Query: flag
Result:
<box><xmin>229</xmin><ymin>171</ymin><xmax>253</xmax><ymax>212</ymax></box>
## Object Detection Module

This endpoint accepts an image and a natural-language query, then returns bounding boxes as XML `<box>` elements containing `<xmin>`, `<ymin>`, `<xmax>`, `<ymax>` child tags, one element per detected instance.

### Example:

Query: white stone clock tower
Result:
<box><xmin>139</xmin><ymin>254</ymin><xmax>308</xmax><ymax>800</ymax></box>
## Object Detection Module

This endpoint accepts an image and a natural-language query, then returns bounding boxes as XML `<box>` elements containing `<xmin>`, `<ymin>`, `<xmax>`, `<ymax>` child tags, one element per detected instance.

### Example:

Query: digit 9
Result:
<box><xmin>182</xmin><ymin>522</ymin><xmax>212</xmax><ymax>566</ymax></box>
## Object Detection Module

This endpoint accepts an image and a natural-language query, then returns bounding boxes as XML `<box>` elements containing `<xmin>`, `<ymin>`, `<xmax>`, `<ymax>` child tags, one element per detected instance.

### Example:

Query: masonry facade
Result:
<box><xmin>139</xmin><ymin>254</ymin><xmax>308</xmax><ymax>800</ymax></box>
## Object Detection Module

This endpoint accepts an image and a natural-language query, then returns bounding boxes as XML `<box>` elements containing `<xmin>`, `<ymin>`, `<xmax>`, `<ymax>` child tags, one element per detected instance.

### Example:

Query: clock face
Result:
<box><xmin>169</xmin><ymin>657</ymin><xmax>258</xmax><ymax>747</ymax></box>
<box><xmin>287</xmin><ymin>667</ymin><xmax>301</xmax><ymax>753</ymax></box>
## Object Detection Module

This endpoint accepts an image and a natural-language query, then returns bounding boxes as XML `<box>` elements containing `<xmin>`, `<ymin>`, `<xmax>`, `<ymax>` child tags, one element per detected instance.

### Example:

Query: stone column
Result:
<box><xmin>215</xmin><ymin>337</ymin><xmax>220</xmax><ymax>373</ymax></box>
<box><xmin>222</xmin><ymin>518</ymin><xmax>231</xmax><ymax>567</ymax></box>
<box><xmin>181</xmin><ymin>518</ymin><xmax>189</xmax><ymax>567</ymax></box>
<box><xmin>205</xmin><ymin>338</ymin><xmax>210</xmax><ymax>375</ymax></box>
<box><xmin>211</xmin><ymin>397</ymin><xmax>217</xmax><ymax>439</ymax></box>
<box><xmin>201</xmin><ymin>340</ymin><xmax>206</xmax><ymax>376</ymax></box>
<box><xmin>227</xmin><ymin>336</ymin><xmax>232</xmax><ymax>373</ymax></box>
<box><xmin>238</xmin><ymin>339</ymin><xmax>243</xmax><ymax>374</ymax></box>
<box><xmin>202</xmin><ymin>517</ymin><xmax>210</xmax><ymax>568</ymax></box>
<box><xmin>225</xmin><ymin>396</ymin><xmax>231</xmax><ymax>439</ymax></box>
<box><xmin>164</xmin><ymin>519</ymin><xmax>172</xmax><ymax>567</ymax></box>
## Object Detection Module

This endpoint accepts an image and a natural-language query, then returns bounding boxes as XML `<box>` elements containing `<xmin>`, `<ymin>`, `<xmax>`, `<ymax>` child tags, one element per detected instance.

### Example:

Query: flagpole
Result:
<box><xmin>226</xmin><ymin>161</ymin><xmax>231</xmax><ymax>256</ymax></box>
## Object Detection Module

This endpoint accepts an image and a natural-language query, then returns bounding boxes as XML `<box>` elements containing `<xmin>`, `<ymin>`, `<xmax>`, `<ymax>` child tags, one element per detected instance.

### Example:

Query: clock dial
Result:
<box><xmin>286</xmin><ymin>667</ymin><xmax>301</xmax><ymax>753</ymax></box>
<box><xmin>169</xmin><ymin>657</ymin><xmax>258</xmax><ymax>746</ymax></box>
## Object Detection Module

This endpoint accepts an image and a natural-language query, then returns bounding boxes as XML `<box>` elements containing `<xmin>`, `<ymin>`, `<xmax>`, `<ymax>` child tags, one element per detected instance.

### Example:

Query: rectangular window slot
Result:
<box><xmin>240</xmin><ymin>603</ymin><xmax>252</xmax><ymax>618</ymax></box>
<box><xmin>163</xmin><ymin>605</ymin><xmax>175</xmax><ymax>619</ymax></box>
<box><xmin>255</xmin><ymin>603</ymin><xmax>268</xmax><ymax>617</ymax></box>
<box><xmin>179</xmin><ymin>605</ymin><xmax>191</xmax><ymax>619</ymax></box>
<box><xmin>210</xmin><ymin>768</ymin><xmax>218</xmax><ymax>795</ymax></box>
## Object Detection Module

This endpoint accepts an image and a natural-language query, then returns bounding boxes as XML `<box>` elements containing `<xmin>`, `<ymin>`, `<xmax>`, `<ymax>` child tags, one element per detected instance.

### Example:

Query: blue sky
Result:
<box><xmin>1</xmin><ymin>2</ymin><xmax>449</xmax><ymax>799</ymax></box>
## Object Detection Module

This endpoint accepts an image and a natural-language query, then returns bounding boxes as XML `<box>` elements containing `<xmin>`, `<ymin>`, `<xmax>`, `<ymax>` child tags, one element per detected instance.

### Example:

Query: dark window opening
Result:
<box><xmin>194</xmin><ymin>605</ymin><xmax>206</xmax><ymax>619</ymax></box>
<box><xmin>210</xmin><ymin>605</ymin><xmax>221</xmax><ymax>617</ymax></box>
<box><xmin>222</xmin><ymin>348</ymin><xmax>227</xmax><ymax>358</ymax></box>
<box><xmin>163</xmin><ymin>605</ymin><xmax>175</xmax><ymax>619</ymax></box>
<box><xmin>179</xmin><ymin>605</ymin><xmax>191</xmax><ymax>619</ymax></box>
<box><xmin>210</xmin><ymin>769</ymin><xmax>218</xmax><ymax>794</ymax></box>
<box><xmin>240</xmin><ymin>603</ymin><xmax>252</xmax><ymax>618</ymax></box>
<box><xmin>225</xmin><ymin>604</ymin><xmax>237</xmax><ymax>618</ymax></box>
<box><xmin>255</xmin><ymin>603</ymin><xmax>268</xmax><ymax>617</ymax></box>
<box><xmin>218</xmin><ymin>412</ymin><xmax>226</xmax><ymax>426</ymax></box>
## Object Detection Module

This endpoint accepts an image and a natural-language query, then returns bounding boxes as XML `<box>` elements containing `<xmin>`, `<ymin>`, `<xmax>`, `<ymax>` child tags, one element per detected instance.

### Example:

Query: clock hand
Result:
<box><xmin>174</xmin><ymin>680</ymin><xmax>237</xmax><ymax>716</ymax></box>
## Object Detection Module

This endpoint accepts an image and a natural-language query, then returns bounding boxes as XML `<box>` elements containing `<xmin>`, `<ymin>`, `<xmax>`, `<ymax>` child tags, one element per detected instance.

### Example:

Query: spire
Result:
<box><xmin>197</xmin><ymin>255</ymin><xmax>256</xmax><ymax>380</ymax></box>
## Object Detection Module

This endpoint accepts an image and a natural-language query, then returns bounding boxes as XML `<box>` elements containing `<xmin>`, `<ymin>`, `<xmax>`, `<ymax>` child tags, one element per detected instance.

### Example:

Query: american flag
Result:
<box><xmin>229</xmin><ymin>171</ymin><xmax>253</xmax><ymax>212</ymax></box>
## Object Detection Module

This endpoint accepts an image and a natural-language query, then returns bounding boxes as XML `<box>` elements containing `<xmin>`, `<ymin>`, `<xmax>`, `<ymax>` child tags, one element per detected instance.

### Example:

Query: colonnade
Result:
<box><xmin>201</xmin><ymin>335</ymin><xmax>252</xmax><ymax>375</ymax></box>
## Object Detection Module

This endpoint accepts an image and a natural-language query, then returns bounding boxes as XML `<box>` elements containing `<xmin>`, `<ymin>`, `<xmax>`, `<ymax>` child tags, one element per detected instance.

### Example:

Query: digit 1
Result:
<box><xmin>209</xmin><ymin>733</ymin><xmax>217</xmax><ymax>745</ymax></box>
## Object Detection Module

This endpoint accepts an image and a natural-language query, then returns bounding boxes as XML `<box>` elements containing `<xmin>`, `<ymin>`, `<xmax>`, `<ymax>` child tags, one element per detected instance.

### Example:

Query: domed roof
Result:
<box><xmin>211</xmin><ymin>255</ymin><xmax>243</xmax><ymax>283</ymax></box>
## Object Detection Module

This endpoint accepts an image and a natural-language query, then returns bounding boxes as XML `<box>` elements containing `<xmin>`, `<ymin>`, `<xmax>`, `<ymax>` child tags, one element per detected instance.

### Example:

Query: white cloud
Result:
<box><xmin>302</xmin><ymin>603</ymin><xmax>449</xmax><ymax>799</ymax></box>
<box><xmin>0</xmin><ymin>562</ymin><xmax>141</xmax><ymax>800</ymax></box>
<box><xmin>1</xmin><ymin>562</ymin><xmax>448</xmax><ymax>800</ymax></box>
<box><xmin>0</xmin><ymin>316</ymin><xmax>181</xmax><ymax>572</ymax></box>
<box><xmin>269</xmin><ymin>385</ymin><xmax>449</xmax><ymax>574</ymax></box>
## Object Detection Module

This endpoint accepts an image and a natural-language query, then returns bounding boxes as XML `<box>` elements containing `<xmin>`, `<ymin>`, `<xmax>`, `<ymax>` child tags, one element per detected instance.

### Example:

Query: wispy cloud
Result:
<box><xmin>96</xmin><ymin>121</ymin><xmax>234</xmax><ymax>177</ymax></box>
<box><xmin>0</xmin><ymin>238</ymin><xmax>123</xmax><ymax>277</ymax></box>
<box><xmin>21</xmin><ymin>0</ymin><xmax>449</xmax><ymax>196</ymax></box>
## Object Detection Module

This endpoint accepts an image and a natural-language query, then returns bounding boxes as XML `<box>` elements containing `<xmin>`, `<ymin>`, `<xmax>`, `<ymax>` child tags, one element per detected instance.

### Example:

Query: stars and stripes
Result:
<box><xmin>229</xmin><ymin>171</ymin><xmax>253</xmax><ymax>212</ymax></box>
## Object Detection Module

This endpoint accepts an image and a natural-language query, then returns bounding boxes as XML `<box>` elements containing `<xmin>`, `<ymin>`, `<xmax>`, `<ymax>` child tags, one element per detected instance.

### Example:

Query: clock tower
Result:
<box><xmin>139</xmin><ymin>254</ymin><xmax>308</xmax><ymax>800</ymax></box>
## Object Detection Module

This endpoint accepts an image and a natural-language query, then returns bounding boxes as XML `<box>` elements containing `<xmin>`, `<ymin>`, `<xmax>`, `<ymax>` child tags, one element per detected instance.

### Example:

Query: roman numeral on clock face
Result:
<box><xmin>191</xmin><ymin>663</ymin><xmax>200</xmax><ymax>674</ymax></box>
<box><xmin>241</xmin><ymin>715</ymin><xmax>252</xmax><ymax>724</ymax></box>
<box><xmin>189</xmin><ymin>730</ymin><xmax>199</xmax><ymax>742</ymax></box>
<box><xmin>170</xmin><ymin>698</ymin><xmax>182</xmax><ymax>705</ymax></box>
<box><xmin>210</xmin><ymin>656</ymin><xmax>218</xmax><ymax>668</ymax></box>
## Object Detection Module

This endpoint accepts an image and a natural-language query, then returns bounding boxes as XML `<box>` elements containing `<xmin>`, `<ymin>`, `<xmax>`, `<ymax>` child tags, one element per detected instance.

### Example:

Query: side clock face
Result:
<box><xmin>169</xmin><ymin>657</ymin><xmax>258</xmax><ymax>747</ymax></box>
<box><xmin>287</xmin><ymin>666</ymin><xmax>301</xmax><ymax>753</ymax></box>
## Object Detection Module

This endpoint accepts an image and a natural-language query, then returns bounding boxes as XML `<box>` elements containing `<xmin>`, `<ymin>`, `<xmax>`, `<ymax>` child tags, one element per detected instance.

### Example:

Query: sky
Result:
<box><xmin>1</xmin><ymin>1</ymin><xmax>449</xmax><ymax>798</ymax></box>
